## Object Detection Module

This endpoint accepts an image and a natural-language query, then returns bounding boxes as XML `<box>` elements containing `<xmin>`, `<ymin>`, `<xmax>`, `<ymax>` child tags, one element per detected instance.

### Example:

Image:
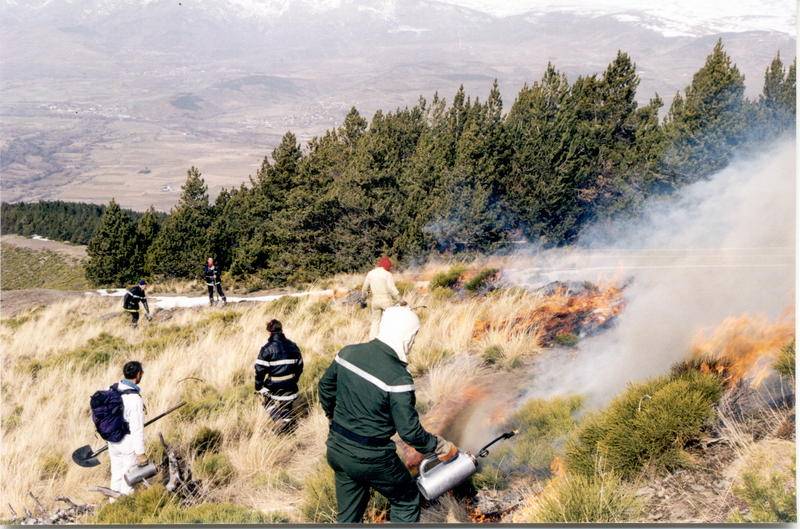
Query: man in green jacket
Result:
<box><xmin>318</xmin><ymin>306</ymin><xmax>458</xmax><ymax>523</ymax></box>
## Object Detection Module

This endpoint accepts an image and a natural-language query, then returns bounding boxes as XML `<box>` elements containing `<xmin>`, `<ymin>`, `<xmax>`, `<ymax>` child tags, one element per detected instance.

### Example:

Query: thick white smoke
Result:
<box><xmin>506</xmin><ymin>137</ymin><xmax>796</xmax><ymax>406</ymax></box>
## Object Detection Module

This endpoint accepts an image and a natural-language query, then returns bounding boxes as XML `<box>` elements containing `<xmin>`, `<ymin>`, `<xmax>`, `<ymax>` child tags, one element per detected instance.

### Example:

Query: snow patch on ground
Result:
<box><xmin>96</xmin><ymin>288</ymin><xmax>333</xmax><ymax>310</ymax></box>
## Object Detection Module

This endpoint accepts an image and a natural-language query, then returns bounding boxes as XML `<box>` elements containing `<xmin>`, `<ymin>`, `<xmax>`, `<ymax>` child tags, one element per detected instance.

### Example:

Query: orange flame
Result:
<box><xmin>690</xmin><ymin>313</ymin><xmax>795</xmax><ymax>386</ymax></box>
<box><xmin>473</xmin><ymin>282</ymin><xmax>625</xmax><ymax>346</ymax></box>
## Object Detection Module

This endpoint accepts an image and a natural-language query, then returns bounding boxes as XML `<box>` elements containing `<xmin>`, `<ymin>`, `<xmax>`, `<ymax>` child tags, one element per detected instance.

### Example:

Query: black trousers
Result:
<box><xmin>207</xmin><ymin>282</ymin><xmax>226</xmax><ymax>302</ymax></box>
<box><xmin>127</xmin><ymin>310</ymin><xmax>140</xmax><ymax>327</ymax></box>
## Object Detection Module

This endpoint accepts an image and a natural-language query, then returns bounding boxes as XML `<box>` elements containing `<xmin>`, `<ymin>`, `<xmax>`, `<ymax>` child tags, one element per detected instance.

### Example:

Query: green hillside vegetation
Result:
<box><xmin>0</xmin><ymin>200</ymin><xmax>157</xmax><ymax>245</ymax></box>
<box><xmin>64</xmin><ymin>42</ymin><xmax>795</xmax><ymax>288</ymax></box>
<box><xmin>0</xmin><ymin>243</ymin><xmax>90</xmax><ymax>291</ymax></box>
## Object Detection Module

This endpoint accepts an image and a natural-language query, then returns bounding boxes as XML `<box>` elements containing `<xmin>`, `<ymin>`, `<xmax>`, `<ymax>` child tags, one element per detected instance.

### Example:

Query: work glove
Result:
<box><xmin>435</xmin><ymin>435</ymin><xmax>458</xmax><ymax>463</ymax></box>
<box><xmin>258</xmin><ymin>387</ymin><xmax>270</xmax><ymax>396</ymax></box>
<box><xmin>136</xmin><ymin>453</ymin><xmax>149</xmax><ymax>466</ymax></box>
<box><xmin>145</xmin><ymin>313</ymin><xmax>152</xmax><ymax>321</ymax></box>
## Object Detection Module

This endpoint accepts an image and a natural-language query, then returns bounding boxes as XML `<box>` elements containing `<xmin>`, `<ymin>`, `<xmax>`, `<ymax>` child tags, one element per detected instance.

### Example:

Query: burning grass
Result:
<box><xmin>689</xmin><ymin>314</ymin><xmax>795</xmax><ymax>387</ymax></box>
<box><xmin>472</xmin><ymin>281</ymin><xmax>625</xmax><ymax>347</ymax></box>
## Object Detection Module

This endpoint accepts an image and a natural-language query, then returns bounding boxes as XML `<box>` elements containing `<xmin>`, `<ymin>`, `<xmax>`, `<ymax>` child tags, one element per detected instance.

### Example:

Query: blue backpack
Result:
<box><xmin>90</xmin><ymin>383</ymin><xmax>138</xmax><ymax>442</ymax></box>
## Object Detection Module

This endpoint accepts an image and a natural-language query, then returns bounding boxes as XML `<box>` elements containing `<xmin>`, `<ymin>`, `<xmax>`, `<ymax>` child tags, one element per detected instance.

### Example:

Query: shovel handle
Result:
<box><xmin>86</xmin><ymin>401</ymin><xmax>186</xmax><ymax>459</ymax></box>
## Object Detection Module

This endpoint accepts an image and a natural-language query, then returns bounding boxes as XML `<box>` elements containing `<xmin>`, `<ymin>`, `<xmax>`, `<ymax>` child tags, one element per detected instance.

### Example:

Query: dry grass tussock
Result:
<box><xmin>0</xmin><ymin>267</ymin><xmax>549</xmax><ymax>522</ymax></box>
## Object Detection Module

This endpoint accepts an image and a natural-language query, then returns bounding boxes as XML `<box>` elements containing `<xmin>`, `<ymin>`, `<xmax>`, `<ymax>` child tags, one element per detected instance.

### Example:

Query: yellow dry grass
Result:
<box><xmin>0</xmin><ymin>266</ymin><xmax>548</xmax><ymax>522</ymax></box>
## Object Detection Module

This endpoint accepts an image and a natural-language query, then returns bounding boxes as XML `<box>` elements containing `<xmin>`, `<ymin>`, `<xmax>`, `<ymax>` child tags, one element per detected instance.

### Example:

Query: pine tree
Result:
<box><xmin>663</xmin><ymin>40</ymin><xmax>747</xmax><ymax>182</ymax></box>
<box><xmin>85</xmin><ymin>199</ymin><xmax>139</xmax><ymax>286</ymax></box>
<box><xmin>136</xmin><ymin>206</ymin><xmax>160</xmax><ymax>276</ymax></box>
<box><xmin>146</xmin><ymin>167</ymin><xmax>212</xmax><ymax>278</ymax></box>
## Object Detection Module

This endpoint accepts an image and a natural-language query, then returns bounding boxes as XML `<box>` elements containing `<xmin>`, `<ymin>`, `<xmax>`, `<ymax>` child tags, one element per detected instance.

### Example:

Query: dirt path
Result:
<box><xmin>1</xmin><ymin>235</ymin><xmax>87</xmax><ymax>259</ymax></box>
<box><xmin>0</xmin><ymin>289</ymin><xmax>86</xmax><ymax>316</ymax></box>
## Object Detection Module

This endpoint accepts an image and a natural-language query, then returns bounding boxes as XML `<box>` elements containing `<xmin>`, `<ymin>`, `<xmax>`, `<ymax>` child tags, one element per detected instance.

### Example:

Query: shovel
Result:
<box><xmin>71</xmin><ymin>401</ymin><xmax>186</xmax><ymax>468</ymax></box>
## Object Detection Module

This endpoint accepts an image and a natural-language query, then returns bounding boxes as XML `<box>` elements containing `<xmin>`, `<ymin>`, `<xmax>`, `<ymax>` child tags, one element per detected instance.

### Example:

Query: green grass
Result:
<box><xmin>195</xmin><ymin>453</ymin><xmax>236</xmax><ymax>487</ymax></box>
<box><xmin>517</xmin><ymin>471</ymin><xmax>641</xmax><ymax>523</ymax></box>
<box><xmin>464</xmin><ymin>268</ymin><xmax>499</xmax><ymax>293</ymax></box>
<box><xmin>0</xmin><ymin>243</ymin><xmax>90</xmax><ymax>290</ymax></box>
<box><xmin>16</xmin><ymin>332</ymin><xmax>131</xmax><ymax>376</ymax></box>
<box><xmin>729</xmin><ymin>454</ymin><xmax>796</xmax><ymax>523</ymax></box>
<box><xmin>475</xmin><ymin>395</ymin><xmax>583</xmax><ymax>487</ymax></box>
<box><xmin>565</xmin><ymin>371</ymin><xmax>723</xmax><ymax>479</ymax></box>
<box><xmin>298</xmin><ymin>354</ymin><xmax>332</xmax><ymax>404</ymax></box>
<box><xmin>190</xmin><ymin>427</ymin><xmax>223</xmax><ymax>456</ymax></box>
<box><xmin>481</xmin><ymin>345</ymin><xmax>505</xmax><ymax>365</ymax></box>
<box><xmin>38</xmin><ymin>453</ymin><xmax>68</xmax><ymax>480</ymax></box>
<box><xmin>774</xmin><ymin>340</ymin><xmax>795</xmax><ymax>378</ymax></box>
<box><xmin>430</xmin><ymin>265</ymin><xmax>466</xmax><ymax>290</ymax></box>
<box><xmin>91</xmin><ymin>484</ymin><xmax>272</xmax><ymax>524</ymax></box>
<box><xmin>553</xmin><ymin>332</ymin><xmax>579</xmax><ymax>347</ymax></box>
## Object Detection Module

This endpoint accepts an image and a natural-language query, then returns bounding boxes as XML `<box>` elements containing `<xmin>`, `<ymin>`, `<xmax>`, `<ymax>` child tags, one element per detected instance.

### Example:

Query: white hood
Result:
<box><xmin>376</xmin><ymin>306</ymin><xmax>420</xmax><ymax>363</ymax></box>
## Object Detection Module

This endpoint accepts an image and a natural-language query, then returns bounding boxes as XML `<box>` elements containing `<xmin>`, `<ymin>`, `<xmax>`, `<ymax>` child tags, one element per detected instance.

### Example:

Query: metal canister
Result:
<box><xmin>124</xmin><ymin>461</ymin><xmax>157</xmax><ymax>486</ymax></box>
<box><xmin>416</xmin><ymin>452</ymin><xmax>478</xmax><ymax>501</ymax></box>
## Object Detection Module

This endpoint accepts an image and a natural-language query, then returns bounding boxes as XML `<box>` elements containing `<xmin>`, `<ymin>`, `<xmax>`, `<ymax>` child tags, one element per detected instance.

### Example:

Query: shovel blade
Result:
<box><xmin>72</xmin><ymin>445</ymin><xmax>101</xmax><ymax>468</ymax></box>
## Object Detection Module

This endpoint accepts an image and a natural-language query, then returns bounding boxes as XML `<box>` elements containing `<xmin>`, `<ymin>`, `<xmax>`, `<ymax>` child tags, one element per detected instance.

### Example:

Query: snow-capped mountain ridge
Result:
<box><xmin>2</xmin><ymin>0</ymin><xmax>795</xmax><ymax>37</ymax></box>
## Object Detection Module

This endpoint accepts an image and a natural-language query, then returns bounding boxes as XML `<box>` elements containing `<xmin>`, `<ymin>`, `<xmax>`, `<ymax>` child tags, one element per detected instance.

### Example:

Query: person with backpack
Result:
<box><xmin>254</xmin><ymin>319</ymin><xmax>303</xmax><ymax>431</ymax></box>
<box><xmin>91</xmin><ymin>361</ymin><xmax>147</xmax><ymax>496</ymax></box>
<box><xmin>203</xmin><ymin>257</ymin><xmax>227</xmax><ymax>306</ymax></box>
<box><xmin>123</xmin><ymin>280</ymin><xmax>151</xmax><ymax>328</ymax></box>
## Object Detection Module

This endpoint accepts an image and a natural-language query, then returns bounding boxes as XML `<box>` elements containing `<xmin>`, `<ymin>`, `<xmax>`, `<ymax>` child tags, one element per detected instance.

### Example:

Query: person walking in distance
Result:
<box><xmin>204</xmin><ymin>257</ymin><xmax>227</xmax><ymax>306</ymax></box>
<box><xmin>362</xmin><ymin>256</ymin><xmax>400</xmax><ymax>338</ymax></box>
<box><xmin>254</xmin><ymin>319</ymin><xmax>303</xmax><ymax>431</ymax></box>
<box><xmin>122</xmin><ymin>280</ymin><xmax>151</xmax><ymax>328</ymax></box>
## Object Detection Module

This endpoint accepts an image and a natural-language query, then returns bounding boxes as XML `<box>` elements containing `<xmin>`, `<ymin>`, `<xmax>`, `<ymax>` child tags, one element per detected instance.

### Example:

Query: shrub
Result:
<box><xmin>3</xmin><ymin>405</ymin><xmax>23</xmax><ymax>432</ymax></box>
<box><xmin>47</xmin><ymin>332</ymin><xmax>130</xmax><ymax>372</ymax></box>
<box><xmin>464</xmin><ymin>268</ymin><xmax>499</xmax><ymax>293</ymax></box>
<box><xmin>774</xmin><ymin>340</ymin><xmax>795</xmax><ymax>378</ymax></box>
<box><xmin>267</xmin><ymin>295</ymin><xmax>300</xmax><ymax>315</ymax></box>
<box><xmin>471</xmin><ymin>464</ymin><xmax>507</xmax><ymax>490</ymax></box>
<box><xmin>39</xmin><ymin>453</ymin><xmax>68</xmax><ymax>480</ymax></box>
<box><xmin>92</xmin><ymin>484</ymin><xmax>270</xmax><ymax>523</ymax></box>
<box><xmin>565</xmin><ymin>371</ymin><xmax>724</xmax><ymax>479</ymax></box>
<box><xmin>395</xmin><ymin>280</ymin><xmax>414</xmax><ymax>295</ymax></box>
<box><xmin>514</xmin><ymin>471</ymin><xmax>641</xmax><ymax>523</ymax></box>
<box><xmin>481</xmin><ymin>345</ymin><xmax>504</xmax><ymax>365</ymax></box>
<box><xmin>553</xmin><ymin>332</ymin><xmax>579</xmax><ymax>347</ymax></box>
<box><xmin>195</xmin><ymin>453</ymin><xmax>236</xmax><ymax>487</ymax></box>
<box><xmin>190</xmin><ymin>427</ymin><xmax>223</xmax><ymax>456</ymax></box>
<box><xmin>729</xmin><ymin>441</ymin><xmax>796</xmax><ymax>522</ymax></box>
<box><xmin>479</xmin><ymin>396</ymin><xmax>582</xmax><ymax>484</ymax></box>
<box><xmin>307</xmin><ymin>299</ymin><xmax>331</xmax><ymax>317</ymax></box>
<box><xmin>430</xmin><ymin>265</ymin><xmax>466</xmax><ymax>290</ymax></box>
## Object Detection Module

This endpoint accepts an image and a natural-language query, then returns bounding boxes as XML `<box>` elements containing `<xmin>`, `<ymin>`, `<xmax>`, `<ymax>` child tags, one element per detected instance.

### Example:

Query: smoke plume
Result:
<box><xmin>506</xmin><ymin>137</ymin><xmax>796</xmax><ymax>406</ymax></box>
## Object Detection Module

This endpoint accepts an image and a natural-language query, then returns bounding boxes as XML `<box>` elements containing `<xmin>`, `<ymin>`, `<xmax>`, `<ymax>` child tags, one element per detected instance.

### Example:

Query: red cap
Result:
<box><xmin>377</xmin><ymin>256</ymin><xmax>393</xmax><ymax>271</ymax></box>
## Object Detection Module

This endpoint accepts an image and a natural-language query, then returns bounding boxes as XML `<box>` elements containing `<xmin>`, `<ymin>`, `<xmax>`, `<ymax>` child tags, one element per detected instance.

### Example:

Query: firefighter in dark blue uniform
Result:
<box><xmin>122</xmin><ymin>280</ymin><xmax>151</xmax><ymax>328</ymax></box>
<box><xmin>255</xmin><ymin>319</ymin><xmax>303</xmax><ymax>431</ymax></box>
<box><xmin>204</xmin><ymin>257</ymin><xmax>227</xmax><ymax>306</ymax></box>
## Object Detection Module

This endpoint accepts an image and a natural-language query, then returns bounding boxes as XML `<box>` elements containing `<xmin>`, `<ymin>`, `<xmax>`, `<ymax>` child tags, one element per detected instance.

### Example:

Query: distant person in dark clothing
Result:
<box><xmin>204</xmin><ymin>257</ymin><xmax>227</xmax><ymax>306</ymax></box>
<box><xmin>123</xmin><ymin>280</ymin><xmax>151</xmax><ymax>328</ymax></box>
<box><xmin>255</xmin><ymin>319</ymin><xmax>303</xmax><ymax>431</ymax></box>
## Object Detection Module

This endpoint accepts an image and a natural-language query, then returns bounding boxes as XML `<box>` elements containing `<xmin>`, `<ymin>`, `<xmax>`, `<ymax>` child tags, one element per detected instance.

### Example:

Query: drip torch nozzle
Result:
<box><xmin>477</xmin><ymin>430</ymin><xmax>518</xmax><ymax>458</ymax></box>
